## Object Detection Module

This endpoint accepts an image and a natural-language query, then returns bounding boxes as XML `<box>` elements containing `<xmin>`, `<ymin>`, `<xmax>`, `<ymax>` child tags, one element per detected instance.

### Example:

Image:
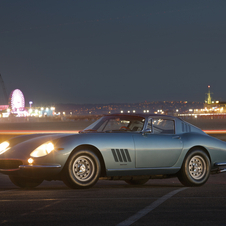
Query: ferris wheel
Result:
<box><xmin>9</xmin><ymin>89</ymin><xmax>25</xmax><ymax>112</ymax></box>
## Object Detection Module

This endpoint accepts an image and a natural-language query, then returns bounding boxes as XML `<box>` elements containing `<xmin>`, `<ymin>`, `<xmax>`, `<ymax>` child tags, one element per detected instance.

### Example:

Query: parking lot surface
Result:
<box><xmin>1</xmin><ymin>173</ymin><xmax>226</xmax><ymax>226</ymax></box>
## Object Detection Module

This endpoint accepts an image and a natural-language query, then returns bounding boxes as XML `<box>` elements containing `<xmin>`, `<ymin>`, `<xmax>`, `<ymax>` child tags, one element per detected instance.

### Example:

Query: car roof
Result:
<box><xmin>106</xmin><ymin>113</ymin><xmax>178</xmax><ymax>120</ymax></box>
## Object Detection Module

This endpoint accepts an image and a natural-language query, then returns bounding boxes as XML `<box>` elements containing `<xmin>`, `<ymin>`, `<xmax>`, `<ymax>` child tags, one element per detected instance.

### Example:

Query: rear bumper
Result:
<box><xmin>212</xmin><ymin>162</ymin><xmax>226</xmax><ymax>174</ymax></box>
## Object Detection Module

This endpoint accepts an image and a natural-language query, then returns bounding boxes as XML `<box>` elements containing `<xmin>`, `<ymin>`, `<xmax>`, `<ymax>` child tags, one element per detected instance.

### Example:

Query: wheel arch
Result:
<box><xmin>186</xmin><ymin>146</ymin><xmax>211</xmax><ymax>163</ymax></box>
<box><xmin>63</xmin><ymin>144</ymin><xmax>107</xmax><ymax>177</ymax></box>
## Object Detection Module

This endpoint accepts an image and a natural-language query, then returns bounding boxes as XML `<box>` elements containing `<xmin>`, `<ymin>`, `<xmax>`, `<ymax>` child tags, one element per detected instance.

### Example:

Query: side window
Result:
<box><xmin>152</xmin><ymin>119</ymin><xmax>175</xmax><ymax>134</ymax></box>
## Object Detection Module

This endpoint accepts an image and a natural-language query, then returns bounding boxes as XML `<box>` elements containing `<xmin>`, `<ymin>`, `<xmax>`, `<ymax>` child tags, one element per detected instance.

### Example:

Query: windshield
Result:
<box><xmin>83</xmin><ymin>115</ymin><xmax>145</xmax><ymax>132</ymax></box>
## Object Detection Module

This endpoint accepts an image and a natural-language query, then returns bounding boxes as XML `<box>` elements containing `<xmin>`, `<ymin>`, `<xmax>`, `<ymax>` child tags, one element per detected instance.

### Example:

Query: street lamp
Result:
<box><xmin>29</xmin><ymin>101</ymin><xmax>33</xmax><ymax>108</ymax></box>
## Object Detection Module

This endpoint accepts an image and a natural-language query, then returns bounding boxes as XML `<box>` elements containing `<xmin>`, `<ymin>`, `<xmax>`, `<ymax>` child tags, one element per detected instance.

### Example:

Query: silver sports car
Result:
<box><xmin>0</xmin><ymin>114</ymin><xmax>226</xmax><ymax>189</ymax></box>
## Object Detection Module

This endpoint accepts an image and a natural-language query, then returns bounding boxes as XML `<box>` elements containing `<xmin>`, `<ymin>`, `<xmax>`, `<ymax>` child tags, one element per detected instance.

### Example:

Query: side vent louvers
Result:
<box><xmin>111</xmin><ymin>149</ymin><xmax>131</xmax><ymax>163</ymax></box>
<box><xmin>182</xmin><ymin>123</ymin><xmax>191</xmax><ymax>133</ymax></box>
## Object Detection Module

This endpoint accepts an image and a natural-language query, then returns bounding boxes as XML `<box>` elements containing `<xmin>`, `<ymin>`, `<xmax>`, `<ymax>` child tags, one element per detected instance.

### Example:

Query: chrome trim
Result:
<box><xmin>19</xmin><ymin>164</ymin><xmax>61</xmax><ymax>169</ymax></box>
<box><xmin>107</xmin><ymin>167</ymin><xmax>180</xmax><ymax>171</ymax></box>
<box><xmin>214</xmin><ymin>162</ymin><xmax>226</xmax><ymax>167</ymax></box>
<box><xmin>142</xmin><ymin>117</ymin><xmax>151</xmax><ymax>133</ymax></box>
<box><xmin>0</xmin><ymin>168</ymin><xmax>19</xmax><ymax>172</ymax></box>
<box><xmin>172</xmin><ymin>136</ymin><xmax>181</xmax><ymax>139</ymax></box>
<box><xmin>213</xmin><ymin>162</ymin><xmax>226</xmax><ymax>174</ymax></box>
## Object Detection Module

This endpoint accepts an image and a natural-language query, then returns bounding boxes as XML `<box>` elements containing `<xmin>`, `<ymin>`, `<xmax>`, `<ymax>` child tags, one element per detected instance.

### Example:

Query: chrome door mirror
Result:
<box><xmin>142</xmin><ymin>128</ymin><xmax>152</xmax><ymax>135</ymax></box>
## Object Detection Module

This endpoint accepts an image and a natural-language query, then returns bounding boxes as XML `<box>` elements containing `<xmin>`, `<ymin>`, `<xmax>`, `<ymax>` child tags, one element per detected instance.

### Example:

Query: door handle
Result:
<box><xmin>172</xmin><ymin>136</ymin><xmax>181</xmax><ymax>139</ymax></box>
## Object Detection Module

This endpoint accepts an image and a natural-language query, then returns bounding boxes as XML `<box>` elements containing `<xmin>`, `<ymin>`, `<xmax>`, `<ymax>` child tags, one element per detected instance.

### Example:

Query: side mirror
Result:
<box><xmin>142</xmin><ymin>128</ymin><xmax>152</xmax><ymax>135</ymax></box>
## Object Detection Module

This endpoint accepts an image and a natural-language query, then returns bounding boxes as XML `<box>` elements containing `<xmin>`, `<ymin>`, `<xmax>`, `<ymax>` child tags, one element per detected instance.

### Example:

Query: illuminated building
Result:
<box><xmin>178</xmin><ymin>86</ymin><xmax>226</xmax><ymax>118</ymax></box>
<box><xmin>203</xmin><ymin>86</ymin><xmax>226</xmax><ymax>112</ymax></box>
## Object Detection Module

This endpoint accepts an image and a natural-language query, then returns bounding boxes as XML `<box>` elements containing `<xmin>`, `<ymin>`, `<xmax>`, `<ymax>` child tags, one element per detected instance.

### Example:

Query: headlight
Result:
<box><xmin>30</xmin><ymin>142</ymin><xmax>54</xmax><ymax>157</ymax></box>
<box><xmin>0</xmin><ymin>141</ymin><xmax>10</xmax><ymax>155</ymax></box>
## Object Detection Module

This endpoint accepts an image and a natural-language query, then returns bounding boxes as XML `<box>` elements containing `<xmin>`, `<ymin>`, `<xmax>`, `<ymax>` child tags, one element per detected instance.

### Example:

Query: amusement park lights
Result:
<box><xmin>9</xmin><ymin>89</ymin><xmax>25</xmax><ymax>112</ymax></box>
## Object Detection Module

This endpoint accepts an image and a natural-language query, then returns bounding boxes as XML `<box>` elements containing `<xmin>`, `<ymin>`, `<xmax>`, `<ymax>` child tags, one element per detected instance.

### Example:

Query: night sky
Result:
<box><xmin>0</xmin><ymin>0</ymin><xmax>226</xmax><ymax>106</ymax></box>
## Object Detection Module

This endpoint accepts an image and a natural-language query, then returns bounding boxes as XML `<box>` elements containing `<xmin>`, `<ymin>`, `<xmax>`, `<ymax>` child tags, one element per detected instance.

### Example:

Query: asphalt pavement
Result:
<box><xmin>1</xmin><ymin>173</ymin><xmax>226</xmax><ymax>226</ymax></box>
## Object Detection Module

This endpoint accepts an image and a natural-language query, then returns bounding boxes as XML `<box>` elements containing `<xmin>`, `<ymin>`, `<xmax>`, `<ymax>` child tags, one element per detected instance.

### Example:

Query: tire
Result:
<box><xmin>9</xmin><ymin>176</ymin><xmax>43</xmax><ymax>188</ymax></box>
<box><xmin>125</xmin><ymin>178</ymin><xmax>149</xmax><ymax>185</ymax></box>
<box><xmin>177</xmin><ymin>149</ymin><xmax>210</xmax><ymax>187</ymax></box>
<box><xmin>62</xmin><ymin>149</ymin><xmax>101</xmax><ymax>189</ymax></box>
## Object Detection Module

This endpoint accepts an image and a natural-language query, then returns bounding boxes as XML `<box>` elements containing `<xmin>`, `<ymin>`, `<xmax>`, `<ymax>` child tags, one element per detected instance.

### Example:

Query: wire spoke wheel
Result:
<box><xmin>72</xmin><ymin>156</ymin><xmax>95</xmax><ymax>182</ymax></box>
<box><xmin>188</xmin><ymin>155</ymin><xmax>206</xmax><ymax>180</ymax></box>
<box><xmin>177</xmin><ymin>149</ymin><xmax>210</xmax><ymax>187</ymax></box>
<box><xmin>63</xmin><ymin>149</ymin><xmax>101</xmax><ymax>189</ymax></box>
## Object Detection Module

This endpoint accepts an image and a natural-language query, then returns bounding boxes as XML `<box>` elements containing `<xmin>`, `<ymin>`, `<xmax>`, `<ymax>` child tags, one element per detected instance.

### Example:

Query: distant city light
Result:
<box><xmin>29</xmin><ymin>101</ymin><xmax>33</xmax><ymax>108</ymax></box>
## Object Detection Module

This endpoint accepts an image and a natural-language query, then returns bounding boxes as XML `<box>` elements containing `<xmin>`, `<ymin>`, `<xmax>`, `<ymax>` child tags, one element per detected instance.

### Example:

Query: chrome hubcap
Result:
<box><xmin>72</xmin><ymin>156</ymin><xmax>95</xmax><ymax>182</ymax></box>
<box><xmin>189</xmin><ymin>155</ymin><xmax>206</xmax><ymax>180</ymax></box>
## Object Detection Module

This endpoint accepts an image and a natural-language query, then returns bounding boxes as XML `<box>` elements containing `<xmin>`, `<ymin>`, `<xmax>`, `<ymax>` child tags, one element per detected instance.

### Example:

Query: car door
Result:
<box><xmin>134</xmin><ymin>117</ymin><xmax>183</xmax><ymax>168</ymax></box>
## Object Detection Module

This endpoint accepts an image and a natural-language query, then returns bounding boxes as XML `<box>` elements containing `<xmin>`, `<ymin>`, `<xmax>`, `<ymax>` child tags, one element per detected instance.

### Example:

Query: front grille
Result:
<box><xmin>0</xmin><ymin>160</ymin><xmax>23</xmax><ymax>169</ymax></box>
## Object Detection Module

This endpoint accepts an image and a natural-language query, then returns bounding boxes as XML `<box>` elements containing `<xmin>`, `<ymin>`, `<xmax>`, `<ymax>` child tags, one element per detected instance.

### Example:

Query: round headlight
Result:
<box><xmin>30</xmin><ymin>142</ymin><xmax>54</xmax><ymax>157</ymax></box>
<box><xmin>0</xmin><ymin>141</ymin><xmax>10</xmax><ymax>155</ymax></box>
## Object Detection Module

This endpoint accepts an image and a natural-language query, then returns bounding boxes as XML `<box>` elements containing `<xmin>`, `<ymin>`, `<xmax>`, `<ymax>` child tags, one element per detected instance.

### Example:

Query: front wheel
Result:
<box><xmin>177</xmin><ymin>149</ymin><xmax>210</xmax><ymax>187</ymax></box>
<box><xmin>9</xmin><ymin>176</ymin><xmax>43</xmax><ymax>188</ymax></box>
<box><xmin>63</xmin><ymin>149</ymin><xmax>101</xmax><ymax>189</ymax></box>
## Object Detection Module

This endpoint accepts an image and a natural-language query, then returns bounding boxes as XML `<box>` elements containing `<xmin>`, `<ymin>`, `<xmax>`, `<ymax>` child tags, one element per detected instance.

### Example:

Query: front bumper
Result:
<box><xmin>0</xmin><ymin>162</ymin><xmax>62</xmax><ymax>178</ymax></box>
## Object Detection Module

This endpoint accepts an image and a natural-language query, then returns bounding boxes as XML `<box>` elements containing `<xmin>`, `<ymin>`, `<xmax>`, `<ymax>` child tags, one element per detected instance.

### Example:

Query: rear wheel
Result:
<box><xmin>178</xmin><ymin>149</ymin><xmax>210</xmax><ymax>187</ymax></box>
<box><xmin>125</xmin><ymin>178</ymin><xmax>149</xmax><ymax>185</ymax></box>
<box><xmin>63</xmin><ymin>149</ymin><xmax>101</xmax><ymax>189</ymax></box>
<box><xmin>9</xmin><ymin>176</ymin><xmax>43</xmax><ymax>188</ymax></box>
